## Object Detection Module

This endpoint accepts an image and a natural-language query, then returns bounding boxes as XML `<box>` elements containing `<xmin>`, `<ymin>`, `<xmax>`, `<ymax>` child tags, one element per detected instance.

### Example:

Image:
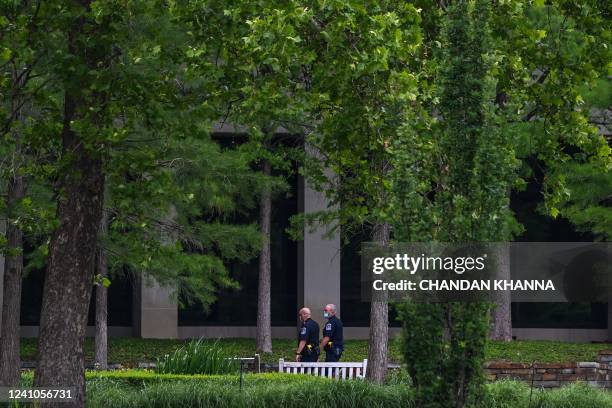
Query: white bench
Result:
<box><xmin>278</xmin><ymin>359</ymin><xmax>368</xmax><ymax>380</ymax></box>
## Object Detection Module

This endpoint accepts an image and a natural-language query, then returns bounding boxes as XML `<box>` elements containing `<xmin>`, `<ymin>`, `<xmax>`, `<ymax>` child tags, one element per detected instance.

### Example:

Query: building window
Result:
<box><xmin>20</xmin><ymin>255</ymin><xmax>133</xmax><ymax>327</ymax></box>
<box><xmin>178</xmin><ymin>172</ymin><xmax>298</xmax><ymax>326</ymax></box>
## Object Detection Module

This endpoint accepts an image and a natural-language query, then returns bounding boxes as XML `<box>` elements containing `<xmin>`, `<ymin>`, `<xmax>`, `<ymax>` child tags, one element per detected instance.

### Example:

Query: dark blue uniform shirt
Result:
<box><xmin>298</xmin><ymin>318</ymin><xmax>320</xmax><ymax>362</ymax></box>
<box><xmin>298</xmin><ymin>318</ymin><xmax>320</xmax><ymax>346</ymax></box>
<box><xmin>323</xmin><ymin>315</ymin><xmax>344</xmax><ymax>349</ymax></box>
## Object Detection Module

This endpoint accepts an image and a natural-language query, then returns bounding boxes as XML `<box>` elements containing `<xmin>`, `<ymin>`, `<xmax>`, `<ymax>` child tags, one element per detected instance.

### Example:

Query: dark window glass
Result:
<box><xmin>340</xmin><ymin>227</ymin><xmax>401</xmax><ymax>327</ymax></box>
<box><xmin>20</xmin><ymin>266</ymin><xmax>44</xmax><ymax>326</ymax></box>
<box><xmin>178</xmin><ymin>173</ymin><xmax>298</xmax><ymax>326</ymax></box>
<box><xmin>87</xmin><ymin>272</ymin><xmax>134</xmax><ymax>327</ymax></box>
<box><xmin>510</xmin><ymin>158</ymin><xmax>606</xmax><ymax>329</ymax></box>
<box><xmin>512</xmin><ymin>303</ymin><xmax>607</xmax><ymax>329</ymax></box>
<box><xmin>20</xmin><ymin>264</ymin><xmax>133</xmax><ymax>327</ymax></box>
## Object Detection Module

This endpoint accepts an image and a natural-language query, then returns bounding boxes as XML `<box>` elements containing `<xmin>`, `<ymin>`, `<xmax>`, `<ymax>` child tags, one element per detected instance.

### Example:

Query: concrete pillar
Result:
<box><xmin>133</xmin><ymin>205</ymin><xmax>179</xmax><ymax>338</ymax></box>
<box><xmin>134</xmin><ymin>275</ymin><xmax>178</xmax><ymax>339</ymax></box>
<box><xmin>298</xmin><ymin>152</ymin><xmax>341</xmax><ymax>330</ymax></box>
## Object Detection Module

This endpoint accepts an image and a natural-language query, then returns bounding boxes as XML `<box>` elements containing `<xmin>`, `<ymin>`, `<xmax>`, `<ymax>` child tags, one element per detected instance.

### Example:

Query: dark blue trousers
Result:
<box><xmin>325</xmin><ymin>347</ymin><xmax>343</xmax><ymax>362</ymax></box>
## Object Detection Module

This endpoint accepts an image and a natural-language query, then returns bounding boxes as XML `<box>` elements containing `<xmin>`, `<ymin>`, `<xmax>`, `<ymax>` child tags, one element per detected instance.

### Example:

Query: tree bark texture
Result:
<box><xmin>33</xmin><ymin>111</ymin><xmax>104</xmax><ymax>407</ymax></box>
<box><xmin>94</xmin><ymin>204</ymin><xmax>109</xmax><ymax>370</ymax></box>
<box><xmin>490</xmin><ymin>244</ymin><xmax>512</xmax><ymax>341</ymax></box>
<box><xmin>0</xmin><ymin>169</ymin><xmax>25</xmax><ymax>387</ymax></box>
<box><xmin>0</xmin><ymin>55</ymin><xmax>30</xmax><ymax>387</ymax></box>
<box><xmin>256</xmin><ymin>159</ymin><xmax>273</xmax><ymax>353</ymax></box>
<box><xmin>366</xmin><ymin>221</ymin><xmax>390</xmax><ymax>384</ymax></box>
<box><xmin>34</xmin><ymin>3</ymin><xmax>105</xmax><ymax>404</ymax></box>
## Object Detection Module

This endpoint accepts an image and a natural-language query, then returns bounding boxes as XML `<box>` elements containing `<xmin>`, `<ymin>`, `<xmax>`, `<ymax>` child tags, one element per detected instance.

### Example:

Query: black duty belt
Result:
<box><xmin>302</xmin><ymin>343</ymin><xmax>318</xmax><ymax>355</ymax></box>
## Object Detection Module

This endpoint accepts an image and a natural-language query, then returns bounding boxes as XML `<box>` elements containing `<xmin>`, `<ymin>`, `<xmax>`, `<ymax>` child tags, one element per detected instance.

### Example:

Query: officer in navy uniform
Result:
<box><xmin>320</xmin><ymin>303</ymin><xmax>344</xmax><ymax>362</ymax></box>
<box><xmin>296</xmin><ymin>307</ymin><xmax>320</xmax><ymax>362</ymax></box>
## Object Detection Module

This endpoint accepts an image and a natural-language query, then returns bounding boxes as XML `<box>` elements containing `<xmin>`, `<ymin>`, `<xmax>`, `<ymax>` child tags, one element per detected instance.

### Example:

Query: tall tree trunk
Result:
<box><xmin>256</xmin><ymin>159</ymin><xmax>272</xmax><ymax>353</ymax></box>
<box><xmin>94</xmin><ymin>203</ymin><xmax>109</xmax><ymax>370</ymax></box>
<box><xmin>0</xmin><ymin>168</ymin><xmax>25</xmax><ymax>386</ymax></box>
<box><xmin>490</xmin><ymin>244</ymin><xmax>511</xmax><ymax>341</ymax></box>
<box><xmin>33</xmin><ymin>111</ymin><xmax>104</xmax><ymax>406</ymax></box>
<box><xmin>33</xmin><ymin>4</ymin><xmax>105</xmax><ymax>401</ymax></box>
<box><xmin>366</xmin><ymin>221</ymin><xmax>390</xmax><ymax>384</ymax></box>
<box><xmin>0</xmin><ymin>53</ymin><xmax>30</xmax><ymax>387</ymax></box>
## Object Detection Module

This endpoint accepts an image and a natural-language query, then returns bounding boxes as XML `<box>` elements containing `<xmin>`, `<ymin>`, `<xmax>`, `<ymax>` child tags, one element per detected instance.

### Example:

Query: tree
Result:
<box><xmin>291</xmin><ymin>1</ymin><xmax>422</xmax><ymax>383</ymax></box>
<box><xmin>22</xmin><ymin>3</ymin><xmax>271</xmax><ymax>404</ymax></box>
<box><xmin>393</xmin><ymin>1</ymin><xmax>517</xmax><ymax>405</ymax></box>
<box><xmin>0</xmin><ymin>0</ymin><xmax>56</xmax><ymax>386</ymax></box>
<box><xmin>555</xmin><ymin>78</ymin><xmax>611</xmax><ymax>240</ymax></box>
<box><xmin>410</xmin><ymin>0</ymin><xmax>612</xmax><ymax>342</ymax></box>
<box><xmin>0</xmin><ymin>73</ymin><xmax>26</xmax><ymax>387</ymax></box>
<box><xmin>199</xmin><ymin>1</ymin><xmax>312</xmax><ymax>353</ymax></box>
<box><xmin>33</xmin><ymin>2</ymin><xmax>108</xmax><ymax>403</ymax></box>
<box><xmin>393</xmin><ymin>0</ymin><xmax>610</xmax><ymax>405</ymax></box>
<box><xmin>94</xmin><ymin>191</ymin><xmax>109</xmax><ymax>370</ymax></box>
<box><xmin>555</xmin><ymin>161</ymin><xmax>611</xmax><ymax>240</ymax></box>
<box><xmin>490</xmin><ymin>0</ymin><xmax>611</xmax><ymax>336</ymax></box>
<box><xmin>28</xmin><ymin>2</ymin><xmax>205</xmax><ymax>404</ymax></box>
<box><xmin>257</xmin><ymin>157</ymin><xmax>273</xmax><ymax>352</ymax></box>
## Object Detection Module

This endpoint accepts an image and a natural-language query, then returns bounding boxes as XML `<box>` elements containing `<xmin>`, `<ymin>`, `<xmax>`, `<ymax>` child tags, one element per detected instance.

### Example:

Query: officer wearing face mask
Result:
<box><xmin>320</xmin><ymin>303</ymin><xmax>344</xmax><ymax>362</ymax></box>
<box><xmin>296</xmin><ymin>307</ymin><xmax>320</xmax><ymax>362</ymax></box>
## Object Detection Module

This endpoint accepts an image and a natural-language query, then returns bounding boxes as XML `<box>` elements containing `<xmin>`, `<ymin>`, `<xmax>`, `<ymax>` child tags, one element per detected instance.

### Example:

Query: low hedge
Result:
<box><xmin>484</xmin><ymin>380</ymin><xmax>612</xmax><ymax>408</ymax></box>
<box><xmin>19</xmin><ymin>371</ymin><xmax>612</xmax><ymax>407</ymax></box>
<box><xmin>85</xmin><ymin>376</ymin><xmax>612</xmax><ymax>408</ymax></box>
<box><xmin>20</xmin><ymin>371</ymin><xmax>328</xmax><ymax>387</ymax></box>
<box><xmin>87</xmin><ymin>378</ymin><xmax>414</xmax><ymax>408</ymax></box>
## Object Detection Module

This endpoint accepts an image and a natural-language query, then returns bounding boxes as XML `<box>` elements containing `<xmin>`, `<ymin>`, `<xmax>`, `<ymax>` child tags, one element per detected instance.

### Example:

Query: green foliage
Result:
<box><xmin>0</xmin><ymin>1</ymin><xmax>60</xmax><ymax>257</ymax></box>
<box><xmin>397</xmin><ymin>302</ymin><xmax>445</xmax><ymax>401</ymax></box>
<box><xmin>93</xmin><ymin>274</ymin><xmax>111</xmax><ymax>288</ymax></box>
<box><xmin>85</xmin><ymin>375</ymin><xmax>414</xmax><ymax>408</ymax></box>
<box><xmin>484</xmin><ymin>340</ymin><xmax>611</xmax><ymax>364</ymax></box>
<box><xmin>281</xmin><ymin>0</ymin><xmax>423</xmax><ymax>239</ymax></box>
<box><xmin>483</xmin><ymin>381</ymin><xmax>612</xmax><ymax>408</ymax></box>
<box><xmin>551</xmin><ymin>76</ymin><xmax>611</xmax><ymax>240</ymax></box>
<box><xmin>0</xmin><ymin>0</ymin><xmax>272</xmax><ymax>313</ymax></box>
<box><xmin>393</xmin><ymin>1</ymin><xmax>511</xmax><ymax>407</ymax></box>
<box><xmin>19</xmin><ymin>338</ymin><xmax>611</xmax><ymax>368</ymax></box>
<box><xmin>489</xmin><ymin>0</ymin><xmax>611</xmax><ymax>217</ymax></box>
<box><xmin>392</xmin><ymin>1</ymin><xmax>611</xmax><ymax>403</ymax></box>
<box><xmin>17</xmin><ymin>372</ymin><xmax>612</xmax><ymax>408</ymax></box>
<box><xmin>87</xmin><ymin>371</ymin><xmax>336</xmax><ymax>386</ymax></box>
<box><xmin>553</xmin><ymin>161</ymin><xmax>611</xmax><ymax>240</ymax></box>
<box><xmin>156</xmin><ymin>339</ymin><xmax>239</xmax><ymax>375</ymax></box>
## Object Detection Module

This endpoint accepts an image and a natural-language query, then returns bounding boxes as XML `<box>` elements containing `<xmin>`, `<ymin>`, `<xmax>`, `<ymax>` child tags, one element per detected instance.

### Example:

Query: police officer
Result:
<box><xmin>320</xmin><ymin>303</ymin><xmax>344</xmax><ymax>362</ymax></box>
<box><xmin>296</xmin><ymin>307</ymin><xmax>320</xmax><ymax>362</ymax></box>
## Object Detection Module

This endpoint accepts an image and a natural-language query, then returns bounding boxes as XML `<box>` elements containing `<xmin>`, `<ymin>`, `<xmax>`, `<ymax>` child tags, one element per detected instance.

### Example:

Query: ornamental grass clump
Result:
<box><xmin>156</xmin><ymin>339</ymin><xmax>238</xmax><ymax>375</ymax></box>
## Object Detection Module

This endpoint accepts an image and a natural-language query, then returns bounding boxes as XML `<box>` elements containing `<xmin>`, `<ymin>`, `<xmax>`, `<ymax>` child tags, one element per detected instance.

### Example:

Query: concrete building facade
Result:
<box><xmin>1</xmin><ymin>174</ymin><xmax>611</xmax><ymax>343</ymax></box>
<box><xmin>1</xmin><ymin>124</ymin><xmax>610</xmax><ymax>342</ymax></box>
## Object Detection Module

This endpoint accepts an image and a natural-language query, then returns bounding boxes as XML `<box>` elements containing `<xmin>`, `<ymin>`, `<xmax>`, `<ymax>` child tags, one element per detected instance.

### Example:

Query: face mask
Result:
<box><xmin>323</xmin><ymin>312</ymin><xmax>330</xmax><ymax>319</ymax></box>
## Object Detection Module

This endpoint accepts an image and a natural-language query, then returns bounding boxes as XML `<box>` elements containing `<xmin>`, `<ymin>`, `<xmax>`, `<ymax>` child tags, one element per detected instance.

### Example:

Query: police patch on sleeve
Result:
<box><xmin>325</xmin><ymin>323</ymin><xmax>332</xmax><ymax>331</ymax></box>
<box><xmin>300</xmin><ymin>327</ymin><xmax>307</xmax><ymax>335</ymax></box>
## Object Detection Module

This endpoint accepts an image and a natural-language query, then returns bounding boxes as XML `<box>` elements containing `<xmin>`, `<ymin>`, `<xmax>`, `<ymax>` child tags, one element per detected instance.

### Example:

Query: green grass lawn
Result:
<box><xmin>19</xmin><ymin>337</ymin><xmax>612</xmax><ymax>367</ymax></box>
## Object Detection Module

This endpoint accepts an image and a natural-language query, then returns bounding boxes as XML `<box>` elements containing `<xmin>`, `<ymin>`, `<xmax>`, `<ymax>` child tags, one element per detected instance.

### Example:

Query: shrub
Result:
<box><xmin>86</xmin><ymin>376</ymin><xmax>415</xmax><ymax>408</ymax></box>
<box><xmin>21</xmin><ymin>372</ymin><xmax>612</xmax><ymax>407</ymax></box>
<box><xmin>484</xmin><ymin>381</ymin><xmax>612</xmax><ymax>408</ymax></box>
<box><xmin>87</xmin><ymin>371</ymin><xmax>334</xmax><ymax>386</ymax></box>
<box><xmin>156</xmin><ymin>339</ymin><xmax>239</xmax><ymax>375</ymax></box>
<box><xmin>84</xmin><ymin>376</ymin><xmax>612</xmax><ymax>408</ymax></box>
<box><xmin>385</xmin><ymin>367</ymin><xmax>413</xmax><ymax>386</ymax></box>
